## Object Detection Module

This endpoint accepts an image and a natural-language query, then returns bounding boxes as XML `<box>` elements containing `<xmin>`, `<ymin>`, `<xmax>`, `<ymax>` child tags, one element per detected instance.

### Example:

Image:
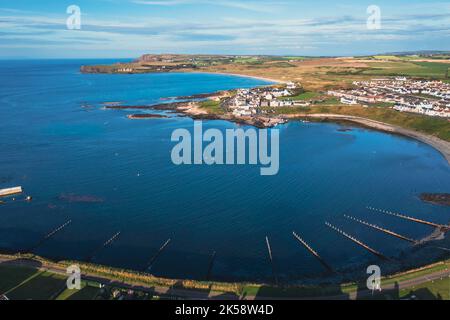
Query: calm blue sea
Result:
<box><xmin>0</xmin><ymin>60</ymin><xmax>449</xmax><ymax>283</ymax></box>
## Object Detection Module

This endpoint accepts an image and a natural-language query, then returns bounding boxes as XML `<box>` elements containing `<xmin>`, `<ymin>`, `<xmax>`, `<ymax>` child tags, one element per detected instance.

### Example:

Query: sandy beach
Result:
<box><xmin>192</xmin><ymin>71</ymin><xmax>287</xmax><ymax>84</ymax></box>
<box><xmin>177</xmin><ymin>102</ymin><xmax>209</xmax><ymax>115</ymax></box>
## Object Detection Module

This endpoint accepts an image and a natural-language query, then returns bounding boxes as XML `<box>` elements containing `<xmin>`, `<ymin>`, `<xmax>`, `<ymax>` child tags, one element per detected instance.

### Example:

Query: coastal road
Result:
<box><xmin>0</xmin><ymin>255</ymin><xmax>448</xmax><ymax>300</ymax></box>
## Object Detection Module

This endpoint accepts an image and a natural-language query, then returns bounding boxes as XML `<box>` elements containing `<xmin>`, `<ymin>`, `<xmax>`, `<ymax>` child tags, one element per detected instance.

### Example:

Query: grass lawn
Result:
<box><xmin>199</xmin><ymin>100</ymin><xmax>225</xmax><ymax>114</ymax></box>
<box><xmin>0</xmin><ymin>255</ymin><xmax>449</xmax><ymax>300</ymax></box>
<box><xmin>7</xmin><ymin>271</ymin><xmax>66</xmax><ymax>300</ymax></box>
<box><xmin>399</xmin><ymin>277</ymin><xmax>450</xmax><ymax>300</ymax></box>
<box><xmin>0</xmin><ymin>265</ymin><xmax>39</xmax><ymax>294</ymax></box>
<box><xmin>280</xmin><ymin>56</ymin><xmax>309</xmax><ymax>61</ymax></box>
<box><xmin>372</xmin><ymin>55</ymin><xmax>405</xmax><ymax>61</ymax></box>
<box><xmin>281</xmin><ymin>91</ymin><xmax>319</xmax><ymax>101</ymax></box>
<box><xmin>56</xmin><ymin>282</ymin><xmax>101</xmax><ymax>300</ymax></box>
<box><xmin>269</xmin><ymin>106</ymin><xmax>311</xmax><ymax>114</ymax></box>
<box><xmin>233</xmin><ymin>57</ymin><xmax>263</xmax><ymax>65</ymax></box>
<box><xmin>369</xmin><ymin>102</ymin><xmax>395</xmax><ymax>108</ymax></box>
<box><xmin>314</xmin><ymin>97</ymin><xmax>343</xmax><ymax>105</ymax></box>
<box><xmin>241</xmin><ymin>284</ymin><xmax>346</xmax><ymax>299</ymax></box>
<box><xmin>242</xmin><ymin>261</ymin><xmax>450</xmax><ymax>299</ymax></box>
<box><xmin>284</xmin><ymin>105</ymin><xmax>450</xmax><ymax>142</ymax></box>
<box><xmin>381</xmin><ymin>263</ymin><xmax>449</xmax><ymax>286</ymax></box>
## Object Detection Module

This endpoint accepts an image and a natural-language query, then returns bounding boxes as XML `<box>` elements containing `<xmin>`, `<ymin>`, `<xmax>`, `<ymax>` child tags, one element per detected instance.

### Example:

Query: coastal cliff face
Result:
<box><xmin>81</xmin><ymin>54</ymin><xmax>219</xmax><ymax>74</ymax></box>
<box><xmin>80</xmin><ymin>54</ymin><xmax>249</xmax><ymax>74</ymax></box>
<box><xmin>80</xmin><ymin>63</ymin><xmax>197</xmax><ymax>74</ymax></box>
<box><xmin>127</xmin><ymin>114</ymin><xmax>168</xmax><ymax>119</ymax></box>
<box><xmin>80</xmin><ymin>65</ymin><xmax>116</xmax><ymax>74</ymax></box>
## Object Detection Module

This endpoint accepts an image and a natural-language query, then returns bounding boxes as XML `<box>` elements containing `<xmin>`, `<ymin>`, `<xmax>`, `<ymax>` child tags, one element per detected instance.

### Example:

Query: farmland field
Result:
<box><xmin>6</xmin><ymin>271</ymin><xmax>66</xmax><ymax>300</ymax></box>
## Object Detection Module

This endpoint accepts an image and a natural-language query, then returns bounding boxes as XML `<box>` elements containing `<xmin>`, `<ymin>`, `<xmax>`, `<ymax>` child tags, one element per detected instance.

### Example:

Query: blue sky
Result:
<box><xmin>0</xmin><ymin>0</ymin><xmax>449</xmax><ymax>58</ymax></box>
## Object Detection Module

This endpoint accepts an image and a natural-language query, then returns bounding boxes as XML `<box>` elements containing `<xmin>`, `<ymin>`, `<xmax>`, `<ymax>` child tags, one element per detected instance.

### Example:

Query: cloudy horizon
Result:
<box><xmin>0</xmin><ymin>0</ymin><xmax>449</xmax><ymax>59</ymax></box>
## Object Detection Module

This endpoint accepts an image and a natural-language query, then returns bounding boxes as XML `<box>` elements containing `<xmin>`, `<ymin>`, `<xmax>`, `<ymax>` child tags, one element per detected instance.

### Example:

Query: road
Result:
<box><xmin>0</xmin><ymin>256</ymin><xmax>448</xmax><ymax>300</ymax></box>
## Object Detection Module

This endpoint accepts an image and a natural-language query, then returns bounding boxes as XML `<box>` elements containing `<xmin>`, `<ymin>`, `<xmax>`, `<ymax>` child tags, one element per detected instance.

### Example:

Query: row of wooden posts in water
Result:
<box><xmin>21</xmin><ymin>224</ymin><xmax>173</xmax><ymax>274</ymax></box>
<box><xmin>10</xmin><ymin>204</ymin><xmax>450</xmax><ymax>283</ymax></box>
<box><xmin>265</xmin><ymin>207</ymin><xmax>449</xmax><ymax>283</ymax></box>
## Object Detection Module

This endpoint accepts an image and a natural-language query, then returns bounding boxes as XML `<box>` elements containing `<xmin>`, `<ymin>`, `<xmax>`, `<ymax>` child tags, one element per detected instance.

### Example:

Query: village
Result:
<box><xmin>222</xmin><ymin>82</ymin><xmax>307</xmax><ymax>117</ymax></box>
<box><xmin>328</xmin><ymin>78</ymin><xmax>450</xmax><ymax>118</ymax></box>
<box><xmin>220</xmin><ymin>77</ymin><xmax>450</xmax><ymax>120</ymax></box>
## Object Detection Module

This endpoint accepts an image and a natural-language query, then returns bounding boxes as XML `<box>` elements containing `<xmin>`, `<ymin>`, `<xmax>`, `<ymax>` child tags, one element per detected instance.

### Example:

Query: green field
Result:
<box><xmin>0</xmin><ymin>265</ymin><xmax>151</xmax><ymax>300</ymax></box>
<box><xmin>242</xmin><ymin>277</ymin><xmax>449</xmax><ymax>300</ymax></box>
<box><xmin>264</xmin><ymin>106</ymin><xmax>311</xmax><ymax>114</ymax></box>
<box><xmin>56</xmin><ymin>281</ymin><xmax>101</xmax><ymax>300</ymax></box>
<box><xmin>372</xmin><ymin>55</ymin><xmax>408</xmax><ymax>60</ymax></box>
<box><xmin>0</xmin><ymin>265</ymin><xmax>39</xmax><ymax>293</ymax></box>
<box><xmin>281</xmin><ymin>56</ymin><xmax>309</xmax><ymax>61</ymax></box>
<box><xmin>241</xmin><ymin>284</ymin><xmax>346</xmax><ymax>299</ymax></box>
<box><xmin>281</xmin><ymin>91</ymin><xmax>320</xmax><ymax>101</ymax></box>
<box><xmin>6</xmin><ymin>271</ymin><xmax>66</xmax><ymax>300</ymax></box>
<box><xmin>363</xmin><ymin>61</ymin><xmax>450</xmax><ymax>78</ymax></box>
<box><xmin>400</xmin><ymin>277</ymin><xmax>450</xmax><ymax>300</ymax></box>
<box><xmin>369</xmin><ymin>102</ymin><xmax>396</xmax><ymax>108</ymax></box>
<box><xmin>232</xmin><ymin>57</ymin><xmax>264</xmax><ymax>65</ymax></box>
<box><xmin>315</xmin><ymin>97</ymin><xmax>342</xmax><ymax>105</ymax></box>
<box><xmin>199</xmin><ymin>99</ymin><xmax>225</xmax><ymax>114</ymax></box>
<box><xmin>1</xmin><ymin>258</ymin><xmax>449</xmax><ymax>300</ymax></box>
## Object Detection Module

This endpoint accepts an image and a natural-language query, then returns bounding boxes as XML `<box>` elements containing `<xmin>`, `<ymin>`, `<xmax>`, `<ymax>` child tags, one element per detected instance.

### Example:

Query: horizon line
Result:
<box><xmin>1</xmin><ymin>50</ymin><xmax>450</xmax><ymax>61</ymax></box>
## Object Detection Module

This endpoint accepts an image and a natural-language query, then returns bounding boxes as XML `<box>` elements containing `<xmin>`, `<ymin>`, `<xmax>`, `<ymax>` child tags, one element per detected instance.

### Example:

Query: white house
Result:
<box><xmin>340</xmin><ymin>97</ymin><xmax>358</xmax><ymax>105</ymax></box>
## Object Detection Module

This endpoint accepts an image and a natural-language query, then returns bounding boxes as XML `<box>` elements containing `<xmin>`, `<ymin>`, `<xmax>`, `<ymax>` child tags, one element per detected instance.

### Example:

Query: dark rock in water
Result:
<box><xmin>0</xmin><ymin>176</ymin><xmax>13</xmax><ymax>184</ymax></box>
<box><xmin>149</xmin><ymin>102</ymin><xmax>189</xmax><ymax>110</ymax></box>
<box><xmin>337</xmin><ymin>128</ymin><xmax>353</xmax><ymax>132</ymax></box>
<box><xmin>127</xmin><ymin>114</ymin><xmax>168</xmax><ymax>119</ymax></box>
<box><xmin>172</xmin><ymin>91</ymin><xmax>223</xmax><ymax>100</ymax></box>
<box><xmin>420</xmin><ymin>193</ymin><xmax>450</xmax><ymax>206</ymax></box>
<box><xmin>105</xmin><ymin>102</ymin><xmax>187</xmax><ymax>110</ymax></box>
<box><xmin>105</xmin><ymin>105</ymin><xmax>154</xmax><ymax>110</ymax></box>
<box><xmin>59</xmin><ymin>193</ymin><xmax>104</xmax><ymax>203</ymax></box>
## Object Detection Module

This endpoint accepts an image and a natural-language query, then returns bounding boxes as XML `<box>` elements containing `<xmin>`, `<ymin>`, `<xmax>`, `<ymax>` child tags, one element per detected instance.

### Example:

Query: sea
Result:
<box><xmin>0</xmin><ymin>59</ymin><xmax>449</xmax><ymax>283</ymax></box>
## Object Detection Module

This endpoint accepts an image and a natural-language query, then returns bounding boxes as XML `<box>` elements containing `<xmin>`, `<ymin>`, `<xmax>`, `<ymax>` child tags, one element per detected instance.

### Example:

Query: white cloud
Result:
<box><xmin>1</xmin><ymin>2</ymin><xmax>449</xmax><ymax>57</ymax></box>
<box><xmin>132</xmin><ymin>0</ymin><xmax>283</xmax><ymax>13</ymax></box>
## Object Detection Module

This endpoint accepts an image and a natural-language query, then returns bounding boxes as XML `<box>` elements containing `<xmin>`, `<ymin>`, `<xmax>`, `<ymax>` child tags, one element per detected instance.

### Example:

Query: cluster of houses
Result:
<box><xmin>328</xmin><ymin>77</ymin><xmax>450</xmax><ymax>118</ymax></box>
<box><xmin>224</xmin><ymin>82</ymin><xmax>307</xmax><ymax>117</ymax></box>
<box><xmin>117</xmin><ymin>67</ymin><xmax>134</xmax><ymax>73</ymax></box>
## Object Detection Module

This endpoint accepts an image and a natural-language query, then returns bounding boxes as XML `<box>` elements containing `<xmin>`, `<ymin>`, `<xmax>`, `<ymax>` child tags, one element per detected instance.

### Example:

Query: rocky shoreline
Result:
<box><xmin>420</xmin><ymin>193</ymin><xmax>450</xmax><ymax>206</ymax></box>
<box><xmin>168</xmin><ymin>91</ymin><xmax>228</xmax><ymax>100</ymax></box>
<box><xmin>105</xmin><ymin>102</ymin><xmax>187</xmax><ymax>110</ymax></box>
<box><xmin>102</xmin><ymin>92</ymin><xmax>450</xmax><ymax>164</ymax></box>
<box><xmin>105</xmin><ymin>101</ymin><xmax>450</xmax><ymax>162</ymax></box>
<box><xmin>175</xmin><ymin>105</ymin><xmax>450</xmax><ymax>162</ymax></box>
<box><xmin>105</xmin><ymin>101</ymin><xmax>287</xmax><ymax>128</ymax></box>
<box><xmin>127</xmin><ymin>114</ymin><xmax>168</xmax><ymax>119</ymax></box>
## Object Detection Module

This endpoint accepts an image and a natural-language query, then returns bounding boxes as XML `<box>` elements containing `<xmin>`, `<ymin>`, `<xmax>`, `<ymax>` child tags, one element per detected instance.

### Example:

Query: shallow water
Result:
<box><xmin>0</xmin><ymin>60</ymin><xmax>449</xmax><ymax>282</ymax></box>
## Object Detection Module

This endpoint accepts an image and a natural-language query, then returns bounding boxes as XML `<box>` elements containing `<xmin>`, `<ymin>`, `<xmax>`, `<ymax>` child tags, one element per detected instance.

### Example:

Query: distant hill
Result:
<box><xmin>382</xmin><ymin>50</ymin><xmax>450</xmax><ymax>56</ymax></box>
